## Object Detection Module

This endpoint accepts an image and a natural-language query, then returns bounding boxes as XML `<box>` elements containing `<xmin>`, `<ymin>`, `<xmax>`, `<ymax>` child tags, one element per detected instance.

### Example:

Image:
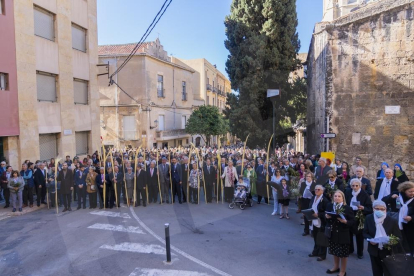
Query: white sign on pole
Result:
<box><xmin>267</xmin><ymin>89</ymin><xmax>280</xmax><ymax>98</ymax></box>
<box><xmin>63</xmin><ymin>129</ymin><xmax>72</xmax><ymax>136</ymax></box>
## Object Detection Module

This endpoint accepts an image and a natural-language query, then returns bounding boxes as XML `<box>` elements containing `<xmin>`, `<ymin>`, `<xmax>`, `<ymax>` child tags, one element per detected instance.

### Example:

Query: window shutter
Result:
<box><xmin>34</xmin><ymin>8</ymin><xmax>54</xmax><ymax>41</ymax></box>
<box><xmin>76</xmin><ymin>132</ymin><xmax>89</xmax><ymax>155</ymax></box>
<box><xmin>158</xmin><ymin>115</ymin><xmax>165</xmax><ymax>131</ymax></box>
<box><xmin>36</xmin><ymin>72</ymin><xmax>57</xmax><ymax>102</ymax></box>
<box><xmin>72</xmin><ymin>24</ymin><xmax>86</xmax><ymax>52</ymax></box>
<box><xmin>74</xmin><ymin>79</ymin><xmax>88</xmax><ymax>104</ymax></box>
<box><xmin>123</xmin><ymin>116</ymin><xmax>136</xmax><ymax>140</ymax></box>
<box><xmin>39</xmin><ymin>134</ymin><xmax>58</xmax><ymax>161</ymax></box>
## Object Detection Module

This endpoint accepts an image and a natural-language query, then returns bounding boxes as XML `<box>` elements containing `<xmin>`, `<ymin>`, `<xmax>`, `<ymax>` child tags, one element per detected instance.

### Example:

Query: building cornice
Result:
<box><xmin>99</xmin><ymin>53</ymin><xmax>195</xmax><ymax>73</ymax></box>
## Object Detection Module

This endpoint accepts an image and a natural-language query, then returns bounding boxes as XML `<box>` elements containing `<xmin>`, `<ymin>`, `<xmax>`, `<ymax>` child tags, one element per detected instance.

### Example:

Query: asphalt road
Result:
<box><xmin>0</xmin><ymin>197</ymin><xmax>372</xmax><ymax>276</ymax></box>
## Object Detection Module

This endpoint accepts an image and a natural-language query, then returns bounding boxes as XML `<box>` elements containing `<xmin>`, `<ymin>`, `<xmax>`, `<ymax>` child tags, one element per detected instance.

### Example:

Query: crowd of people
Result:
<box><xmin>0</xmin><ymin>145</ymin><xmax>412</xmax><ymax>276</ymax></box>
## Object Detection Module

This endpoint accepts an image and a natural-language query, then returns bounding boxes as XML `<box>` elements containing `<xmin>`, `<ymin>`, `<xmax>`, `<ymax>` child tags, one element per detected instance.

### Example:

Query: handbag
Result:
<box><xmin>316</xmin><ymin>230</ymin><xmax>329</xmax><ymax>247</ymax></box>
<box><xmin>324</xmin><ymin>225</ymin><xmax>332</xmax><ymax>239</ymax></box>
<box><xmin>382</xmin><ymin>242</ymin><xmax>414</xmax><ymax>276</ymax></box>
<box><xmin>91</xmin><ymin>185</ymin><xmax>96</xmax><ymax>191</ymax></box>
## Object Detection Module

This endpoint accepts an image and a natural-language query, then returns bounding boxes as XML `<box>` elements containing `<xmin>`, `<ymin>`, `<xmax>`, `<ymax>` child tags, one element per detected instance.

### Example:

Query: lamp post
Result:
<box><xmin>267</xmin><ymin>89</ymin><xmax>280</xmax><ymax>150</ymax></box>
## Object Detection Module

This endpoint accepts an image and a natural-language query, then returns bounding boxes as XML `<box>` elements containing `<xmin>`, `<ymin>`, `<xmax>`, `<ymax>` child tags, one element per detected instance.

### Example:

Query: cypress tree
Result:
<box><xmin>224</xmin><ymin>0</ymin><xmax>303</xmax><ymax>147</ymax></box>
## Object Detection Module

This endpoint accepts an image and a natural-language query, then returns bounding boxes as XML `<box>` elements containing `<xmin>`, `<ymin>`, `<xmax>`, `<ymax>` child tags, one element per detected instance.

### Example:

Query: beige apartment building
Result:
<box><xmin>98</xmin><ymin>39</ymin><xmax>199</xmax><ymax>149</ymax></box>
<box><xmin>0</xmin><ymin>0</ymin><xmax>100</xmax><ymax>168</ymax></box>
<box><xmin>175</xmin><ymin>58</ymin><xmax>231</xmax><ymax>145</ymax></box>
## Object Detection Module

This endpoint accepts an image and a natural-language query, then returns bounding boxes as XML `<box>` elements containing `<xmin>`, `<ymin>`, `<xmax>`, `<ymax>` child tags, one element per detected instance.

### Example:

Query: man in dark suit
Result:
<box><xmin>110</xmin><ymin>165</ymin><xmax>123</xmax><ymax>208</ymax></box>
<box><xmin>347</xmin><ymin>166</ymin><xmax>373</xmax><ymax>195</ymax></box>
<box><xmin>374</xmin><ymin>168</ymin><xmax>399</xmax><ymax>202</ymax></box>
<box><xmin>135</xmin><ymin>164</ymin><xmax>147</xmax><ymax>207</ymax></box>
<box><xmin>170</xmin><ymin>157</ymin><xmax>182</xmax><ymax>204</ymax></box>
<box><xmin>75</xmin><ymin>165</ymin><xmax>88</xmax><ymax>209</ymax></box>
<box><xmin>363</xmin><ymin>200</ymin><xmax>402</xmax><ymax>276</ymax></box>
<box><xmin>96</xmin><ymin>167</ymin><xmax>109</xmax><ymax>209</ymax></box>
<box><xmin>204</xmin><ymin>158</ymin><xmax>216</xmax><ymax>203</ymax></box>
<box><xmin>314</xmin><ymin>158</ymin><xmax>331</xmax><ymax>180</ymax></box>
<box><xmin>158</xmin><ymin>157</ymin><xmax>170</xmax><ymax>203</ymax></box>
<box><xmin>181</xmin><ymin>157</ymin><xmax>189</xmax><ymax>203</ymax></box>
<box><xmin>147</xmin><ymin>161</ymin><xmax>158</xmax><ymax>203</ymax></box>
<box><xmin>57</xmin><ymin>162</ymin><xmax>74</xmax><ymax>211</ymax></box>
<box><xmin>34</xmin><ymin>163</ymin><xmax>47</xmax><ymax>207</ymax></box>
<box><xmin>256</xmin><ymin>159</ymin><xmax>268</xmax><ymax>204</ymax></box>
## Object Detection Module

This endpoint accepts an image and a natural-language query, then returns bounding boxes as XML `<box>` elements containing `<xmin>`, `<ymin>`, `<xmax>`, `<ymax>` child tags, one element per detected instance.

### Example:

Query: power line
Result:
<box><xmin>109</xmin><ymin>0</ymin><xmax>173</xmax><ymax>81</ymax></box>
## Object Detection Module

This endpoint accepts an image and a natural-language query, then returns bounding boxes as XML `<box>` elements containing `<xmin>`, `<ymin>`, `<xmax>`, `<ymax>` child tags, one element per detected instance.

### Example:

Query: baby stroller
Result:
<box><xmin>229</xmin><ymin>177</ymin><xmax>253</xmax><ymax>210</ymax></box>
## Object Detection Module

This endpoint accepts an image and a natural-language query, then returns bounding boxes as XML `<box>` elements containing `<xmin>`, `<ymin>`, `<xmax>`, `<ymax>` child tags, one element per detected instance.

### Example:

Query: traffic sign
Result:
<box><xmin>321</xmin><ymin>133</ymin><xmax>336</xmax><ymax>138</ymax></box>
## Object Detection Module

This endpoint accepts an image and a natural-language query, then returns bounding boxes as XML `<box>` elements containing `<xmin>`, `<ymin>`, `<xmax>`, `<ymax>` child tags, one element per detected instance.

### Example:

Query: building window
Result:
<box><xmin>72</xmin><ymin>24</ymin><xmax>87</xmax><ymax>52</ymax></box>
<box><xmin>123</xmin><ymin>116</ymin><xmax>137</xmax><ymax>140</ymax></box>
<box><xmin>186</xmin><ymin>139</ymin><xmax>189</xmax><ymax>144</ymax></box>
<box><xmin>34</xmin><ymin>6</ymin><xmax>54</xmax><ymax>41</ymax></box>
<box><xmin>213</xmin><ymin>98</ymin><xmax>215</xmax><ymax>106</ymax></box>
<box><xmin>178</xmin><ymin>140</ymin><xmax>182</xmax><ymax>146</ymax></box>
<box><xmin>158</xmin><ymin>115</ymin><xmax>165</xmax><ymax>131</ymax></box>
<box><xmin>182</xmin><ymin>81</ymin><xmax>187</xmax><ymax>101</ymax></box>
<box><xmin>0</xmin><ymin>0</ymin><xmax>5</xmax><ymax>15</ymax></box>
<box><xmin>157</xmin><ymin>75</ymin><xmax>164</xmax><ymax>97</ymax></box>
<box><xmin>39</xmin><ymin>134</ymin><xmax>58</xmax><ymax>161</ymax></box>
<box><xmin>74</xmin><ymin>79</ymin><xmax>88</xmax><ymax>104</ymax></box>
<box><xmin>0</xmin><ymin>72</ymin><xmax>9</xmax><ymax>91</ymax></box>
<box><xmin>206</xmin><ymin>96</ymin><xmax>209</xmax><ymax>106</ymax></box>
<box><xmin>36</xmin><ymin>71</ymin><xmax>57</xmax><ymax>102</ymax></box>
<box><xmin>75</xmin><ymin>131</ymin><xmax>89</xmax><ymax>155</ymax></box>
<box><xmin>181</xmin><ymin>116</ymin><xmax>186</xmax><ymax>129</ymax></box>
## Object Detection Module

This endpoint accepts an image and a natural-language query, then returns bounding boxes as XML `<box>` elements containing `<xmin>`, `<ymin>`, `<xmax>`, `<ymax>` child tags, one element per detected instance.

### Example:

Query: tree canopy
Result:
<box><xmin>224</xmin><ymin>0</ymin><xmax>305</xmax><ymax>148</ymax></box>
<box><xmin>185</xmin><ymin>105</ymin><xmax>229</xmax><ymax>145</ymax></box>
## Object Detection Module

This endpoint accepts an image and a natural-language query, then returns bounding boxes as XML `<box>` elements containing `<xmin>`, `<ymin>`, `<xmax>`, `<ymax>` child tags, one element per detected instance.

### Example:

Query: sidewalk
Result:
<box><xmin>0</xmin><ymin>201</ymin><xmax>47</xmax><ymax>221</ymax></box>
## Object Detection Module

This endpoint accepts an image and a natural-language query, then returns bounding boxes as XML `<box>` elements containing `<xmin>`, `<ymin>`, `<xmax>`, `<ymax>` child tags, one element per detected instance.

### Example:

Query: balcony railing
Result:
<box><xmin>213</xmin><ymin>87</ymin><xmax>217</xmax><ymax>92</ymax></box>
<box><xmin>206</xmin><ymin>84</ymin><xmax>212</xmax><ymax>91</ymax></box>
<box><xmin>156</xmin><ymin>129</ymin><xmax>188</xmax><ymax>139</ymax></box>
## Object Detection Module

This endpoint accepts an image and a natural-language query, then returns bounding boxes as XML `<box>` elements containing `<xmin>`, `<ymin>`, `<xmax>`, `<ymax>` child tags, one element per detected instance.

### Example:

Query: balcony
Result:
<box><xmin>156</xmin><ymin>129</ymin><xmax>190</xmax><ymax>141</ymax></box>
<box><xmin>206</xmin><ymin>84</ymin><xmax>212</xmax><ymax>91</ymax></box>
<box><xmin>213</xmin><ymin>87</ymin><xmax>217</xmax><ymax>92</ymax></box>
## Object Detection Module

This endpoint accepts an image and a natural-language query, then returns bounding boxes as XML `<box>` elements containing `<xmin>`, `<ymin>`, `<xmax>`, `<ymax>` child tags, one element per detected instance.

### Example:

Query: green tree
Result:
<box><xmin>224</xmin><ymin>0</ymin><xmax>303</xmax><ymax>148</ymax></box>
<box><xmin>185</xmin><ymin>105</ymin><xmax>229</xmax><ymax>145</ymax></box>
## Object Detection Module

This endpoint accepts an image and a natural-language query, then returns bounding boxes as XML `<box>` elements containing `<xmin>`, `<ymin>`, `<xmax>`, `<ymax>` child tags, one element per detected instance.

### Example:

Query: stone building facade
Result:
<box><xmin>307</xmin><ymin>0</ymin><xmax>414</xmax><ymax>179</ymax></box>
<box><xmin>98</xmin><ymin>39</ymin><xmax>198</xmax><ymax>149</ymax></box>
<box><xmin>0</xmin><ymin>0</ymin><xmax>100</xmax><ymax>168</ymax></box>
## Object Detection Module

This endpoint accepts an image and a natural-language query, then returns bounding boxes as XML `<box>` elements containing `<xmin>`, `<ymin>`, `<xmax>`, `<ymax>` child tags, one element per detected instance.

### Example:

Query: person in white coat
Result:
<box><xmin>221</xmin><ymin>160</ymin><xmax>238</xmax><ymax>203</ymax></box>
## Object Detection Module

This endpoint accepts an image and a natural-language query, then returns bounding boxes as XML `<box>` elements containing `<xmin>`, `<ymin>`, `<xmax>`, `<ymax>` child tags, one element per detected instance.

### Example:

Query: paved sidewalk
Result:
<box><xmin>0</xmin><ymin>201</ymin><xmax>46</xmax><ymax>221</ymax></box>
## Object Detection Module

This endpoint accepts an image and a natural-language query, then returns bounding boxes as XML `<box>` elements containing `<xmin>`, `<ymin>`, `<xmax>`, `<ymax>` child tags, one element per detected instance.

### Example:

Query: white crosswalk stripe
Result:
<box><xmin>100</xmin><ymin>242</ymin><xmax>172</xmax><ymax>255</ymax></box>
<box><xmin>89</xmin><ymin>210</ymin><xmax>131</xmax><ymax>219</ymax></box>
<box><xmin>88</xmin><ymin>223</ymin><xmax>145</xmax><ymax>234</ymax></box>
<box><xmin>129</xmin><ymin>268</ymin><xmax>212</xmax><ymax>276</ymax></box>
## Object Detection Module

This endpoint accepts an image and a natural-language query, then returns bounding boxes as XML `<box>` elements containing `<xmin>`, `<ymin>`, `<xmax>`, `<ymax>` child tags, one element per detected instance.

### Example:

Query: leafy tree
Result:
<box><xmin>185</xmin><ymin>105</ymin><xmax>229</xmax><ymax>145</ymax></box>
<box><xmin>224</xmin><ymin>0</ymin><xmax>303</xmax><ymax>148</ymax></box>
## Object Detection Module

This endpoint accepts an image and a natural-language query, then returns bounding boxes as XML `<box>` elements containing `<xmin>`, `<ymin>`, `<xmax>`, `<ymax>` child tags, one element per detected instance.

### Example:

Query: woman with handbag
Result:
<box><xmin>382</xmin><ymin>181</ymin><xmax>414</xmax><ymax>255</ymax></box>
<box><xmin>363</xmin><ymin>200</ymin><xmax>402</xmax><ymax>276</ymax></box>
<box><xmin>308</xmin><ymin>184</ymin><xmax>329</xmax><ymax>261</ymax></box>
<box><xmin>325</xmin><ymin>190</ymin><xmax>355</xmax><ymax>276</ymax></box>
<box><xmin>86</xmin><ymin>168</ymin><xmax>98</xmax><ymax>209</ymax></box>
<box><xmin>345</xmin><ymin>178</ymin><xmax>373</xmax><ymax>259</ymax></box>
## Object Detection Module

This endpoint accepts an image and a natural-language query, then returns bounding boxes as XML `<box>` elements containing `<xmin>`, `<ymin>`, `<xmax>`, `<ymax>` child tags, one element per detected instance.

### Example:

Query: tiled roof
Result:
<box><xmin>98</xmin><ymin>42</ymin><xmax>153</xmax><ymax>56</ymax></box>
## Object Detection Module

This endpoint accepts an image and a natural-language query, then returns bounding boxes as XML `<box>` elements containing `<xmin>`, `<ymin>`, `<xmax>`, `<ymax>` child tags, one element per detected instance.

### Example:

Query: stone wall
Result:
<box><xmin>307</xmin><ymin>0</ymin><xmax>414</xmax><ymax>180</ymax></box>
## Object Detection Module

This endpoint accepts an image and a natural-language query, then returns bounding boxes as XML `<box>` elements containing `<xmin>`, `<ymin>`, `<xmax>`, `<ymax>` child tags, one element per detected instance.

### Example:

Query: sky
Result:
<box><xmin>97</xmin><ymin>0</ymin><xmax>323</xmax><ymax>77</ymax></box>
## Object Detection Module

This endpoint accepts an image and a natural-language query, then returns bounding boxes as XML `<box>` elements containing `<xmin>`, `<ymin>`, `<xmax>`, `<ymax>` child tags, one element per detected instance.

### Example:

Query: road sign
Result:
<box><xmin>267</xmin><ymin>89</ymin><xmax>280</xmax><ymax>98</ymax></box>
<box><xmin>321</xmin><ymin>133</ymin><xmax>336</xmax><ymax>138</ymax></box>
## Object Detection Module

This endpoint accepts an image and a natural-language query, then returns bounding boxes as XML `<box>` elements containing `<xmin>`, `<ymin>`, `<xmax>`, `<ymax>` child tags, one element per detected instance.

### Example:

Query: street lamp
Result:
<box><xmin>150</xmin><ymin>119</ymin><xmax>158</xmax><ymax>130</ymax></box>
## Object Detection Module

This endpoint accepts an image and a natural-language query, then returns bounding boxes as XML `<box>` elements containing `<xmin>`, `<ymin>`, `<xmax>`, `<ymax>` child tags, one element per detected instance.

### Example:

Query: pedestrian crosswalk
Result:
<box><xmin>100</xmin><ymin>242</ymin><xmax>169</xmax><ymax>255</ymax></box>
<box><xmin>88</xmin><ymin>223</ymin><xmax>145</xmax><ymax>234</ymax></box>
<box><xmin>129</xmin><ymin>268</ymin><xmax>212</xmax><ymax>276</ymax></box>
<box><xmin>84</xmin><ymin>209</ymin><xmax>225</xmax><ymax>276</ymax></box>
<box><xmin>89</xmin><ymin>210</ymin><xmax>131</xmax><ymax>219</ymax></box>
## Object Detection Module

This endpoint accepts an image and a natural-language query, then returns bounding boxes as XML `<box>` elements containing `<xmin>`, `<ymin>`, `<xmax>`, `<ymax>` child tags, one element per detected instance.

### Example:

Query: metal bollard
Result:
<box><xmin>165</xmin><ymin>223</ymin><xmax>171</xmax><ymax>263</ymax></box>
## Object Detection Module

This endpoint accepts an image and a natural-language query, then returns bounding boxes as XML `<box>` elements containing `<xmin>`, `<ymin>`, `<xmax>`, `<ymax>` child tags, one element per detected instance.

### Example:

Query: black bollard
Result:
<box><xmin>165</xmin><ymin>223</ymin><xmax>171</xmax><ymax>263</ymax></box>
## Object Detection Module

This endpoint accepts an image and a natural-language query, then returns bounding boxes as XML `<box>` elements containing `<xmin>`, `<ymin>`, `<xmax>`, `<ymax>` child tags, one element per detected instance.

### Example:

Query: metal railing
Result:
<box><xmin>206</xmin><ymin>84</ymin><xmax>212</xmax><ymax>91</ymax></box>
<box><xmin>156</xmin><ymin>129</ymin><xmax>187</xmax><ymax>139</ymax></box>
